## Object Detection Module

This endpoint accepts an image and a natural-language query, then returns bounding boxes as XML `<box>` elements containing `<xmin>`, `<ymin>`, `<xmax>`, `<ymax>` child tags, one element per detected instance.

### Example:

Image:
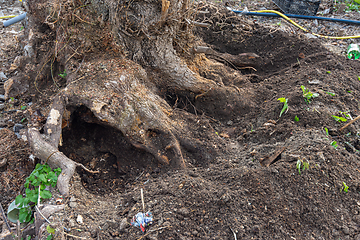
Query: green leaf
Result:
<box><xmin>20</xmin><ymin>105</ymin><xmax>27</xmax><ymax>110</ymax></box>
<box><xmin>326</xmin><ymin>92</ymin><xmax>335</xmax><ymax>96</ymax></box>
<box><xmin>38</xmin><ymin>174</ymin><xmax>46</xmax><ymax>184</ymax></box>
<box><xmin>324</xmin><ymin>127</ymin><xmax>329</xmax><ymax>136</ymax></box>
<box><xmin>294</xmin><ymin>116</ymin><xmax>299</xmax><ymax>122</ymax></box>
<box><xmin>15</xmin><ymin>195</ymin><xmax>24</xmax><ymax>206</ymax></box>
<box><xmin>277</xmin><ymin>98</ymin><xmax>288</xmax><ymax>117</ymax></box>
<box><xmin>46</xmin><ymin>225</ymin><xmax>55</xmax><ymax>234</ymax></box>
<box><xmin>296</xmin><ymin>159</ymin><xmax>302</xmax><ymax>175</ymax></box>
<box><xmin>40</xmin><ymin>190</ymin><xmax>52</xmax><ymax>199</ymax></box>
<box><xmin>46</xmin><ymin>235</ymin><xmax>53</xmax><ymax>240</ymax></box>
<box><xmin>332</xmin><ymin>115</ymin><xmax>347</xmax><ymax>122</ymax></box>
<box><xmin>29</xmin><ymin>192</ymin><xmax>39</xmax><ymax>203</ymax></box>
<box><xmin>343</xmin><ymin>182</ymin><xmax>349</xmax><ymax>193</ymax></box>
<box><xmin>331</xmin><ymin>141</ymin><xmax>338</xmax><ymax>149</ymax></box>
<box><xmin>54</xmin><ymin>168</ymin><xmax>62</xmax><ymax>176</ymax></box>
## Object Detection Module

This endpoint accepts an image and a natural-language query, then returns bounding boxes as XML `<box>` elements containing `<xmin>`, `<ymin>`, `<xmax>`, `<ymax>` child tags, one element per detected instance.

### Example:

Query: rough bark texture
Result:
<box><xmin>22</xmin><ymin>0</ymin><xmax>254</xmax><ymax>195</ymax></box>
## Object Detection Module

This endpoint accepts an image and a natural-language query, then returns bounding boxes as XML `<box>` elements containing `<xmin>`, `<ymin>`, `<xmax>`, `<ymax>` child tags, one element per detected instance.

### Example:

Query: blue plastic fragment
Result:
<box><xmin>131</xmin><ymin>211</ymin><xmax>153</xmax><ymax>233</ymax></box>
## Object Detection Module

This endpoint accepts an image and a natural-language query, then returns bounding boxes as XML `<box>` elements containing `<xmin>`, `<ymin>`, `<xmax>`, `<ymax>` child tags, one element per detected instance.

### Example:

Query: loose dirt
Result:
<box><xmin>1</xmin><ymin>0</ymin><xmax>360</xmax><ymax>239</ymax></box>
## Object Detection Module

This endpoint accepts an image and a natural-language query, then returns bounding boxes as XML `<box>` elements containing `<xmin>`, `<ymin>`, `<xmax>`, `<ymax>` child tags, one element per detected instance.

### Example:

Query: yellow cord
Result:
<box><xmin>0</xmin><ymin>15</ymin><xmax>16</xmax><ymax>19</ymax></box>
<box><xmin>256</xmin><ymin>10</ymin><xmax>360</xmax><ymax>39</ymax></box>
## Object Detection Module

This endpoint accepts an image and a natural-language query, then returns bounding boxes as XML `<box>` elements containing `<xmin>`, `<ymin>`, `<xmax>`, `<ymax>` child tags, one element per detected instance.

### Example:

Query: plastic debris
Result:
<box><xmin>347</xmin><ymin>44</ymin><xmax>360</xmax><ymax>60</ymax></box>
<box><xmin>131</xmin><ymin>211</ymin><xmax>153</xmax><ymax>233</ymax></box>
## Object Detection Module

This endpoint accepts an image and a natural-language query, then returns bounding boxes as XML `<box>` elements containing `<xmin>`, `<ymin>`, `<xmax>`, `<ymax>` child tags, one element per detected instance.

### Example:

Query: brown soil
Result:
<box><xmin>2</xmin><ymin>1</ymin><xmax>360</xmax><ymax>239</ymax></box>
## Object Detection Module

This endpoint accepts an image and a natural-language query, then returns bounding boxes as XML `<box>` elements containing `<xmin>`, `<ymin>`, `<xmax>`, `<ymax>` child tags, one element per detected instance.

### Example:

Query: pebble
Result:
<box><xmin>177</xmin><ymin>207</ymin><xmax>190</xmax><ymax>217</ymax></box>
<box><xmin>342</xmin><ymin>226</ymin><xmax>350</xmax><ymax>235</ymax></box>
<box><xmin>76</xmin><ymin>214</ymin><xmax>83</xmax><ymax>224</ymax></box>
<box><xmin>0</xmin><ymin>95</ymin><xmax>5</xmax><ymax>101</ymax></box>
<box><xmin>69</xmin><ymin>201</ymin><xmax>77</xmax><ymax>208</ymax></box>
<box><xmin>0</xmin><ymin>72</ymin><xmax>7</xmax><ymax>81</ymax></box>
<box><xmin>119</xmin><ymin>218</ymin><xmax>129</xmax><ymax>232</ymax></box>
<box><xmin>0</xmin><ymin>103</ymin><xmax>5</xmax><ymax>110</ymax></box>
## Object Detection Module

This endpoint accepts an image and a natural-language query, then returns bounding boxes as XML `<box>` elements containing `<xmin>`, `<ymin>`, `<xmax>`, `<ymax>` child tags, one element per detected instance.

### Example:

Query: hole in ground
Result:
<box><xmin>59</xmin><ymin>106</ymin><xmax>161</xmax><ymax>194</ymax></box>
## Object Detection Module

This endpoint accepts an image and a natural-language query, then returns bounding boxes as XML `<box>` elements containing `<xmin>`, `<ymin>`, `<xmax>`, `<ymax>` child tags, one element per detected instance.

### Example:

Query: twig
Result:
<box><xmin>74</xmin><ymin>162</ymin><xmax>100</xmax><ymax>174</ymax></box>
<box><xmin>135</xmin><ymin>171</ymin><xmax>144</xmax><ymax>181</ymax></box>
<box><xmin>37</xmin><ymin>185</ymin><xmax>41</xmax><ymax>208</ymax></box>
<box><xmin>0</xmin><ymin>203</ymin><xmax>12</xmax><ymax>233</ymax></box>
<box><xmin>136</xmin><ymin>226</ymin><xmax>172</xmax><ymax>240</ymax></box>
<box><xmin>230</xmin><ymin>227</ymin><xmax>237</xmax><ymax>240</ymax></box>
<box><xmin>141</xmin><ymin>188</ymin><xmax>145</xmax><ymax>212</ymax></box>
<box><xmin>339</xmin><ymin>115</ymin><xmax>360</xmax><ymax>132</ymax></box>
<box><xmin>64</xmin><ymin>232</ymin><xmax>88</xmax><ymax>239</ymax></box>
<box><xmin>16</xmin><ymin>220</ymin><xmax>20</xmax><ymax>240</ymax></box>
<box><xmin>35</xmin><ymin>205</ymin><xmax>51</xmax><ymax>224</ymax></box>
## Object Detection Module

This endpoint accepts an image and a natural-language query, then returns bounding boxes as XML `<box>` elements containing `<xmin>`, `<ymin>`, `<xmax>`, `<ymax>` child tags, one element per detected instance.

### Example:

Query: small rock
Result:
<box><xmin>0</xmin><ymin>72</ymin><xmax>7</xmax><ymax>81</ymax></box>
<box><xmin>69</xmin><ymin>196</ymin><xmax>76</xmax><ymax>202</ymax></box>
<box><xmin>76</xmin><ymin>214</ymin><xmax>83</xmax><ymax>224</ymax></box>
<box><xmin>119</xmin><ymin>218</ymin><xmax>129</xmax><ymax>232</ymax></box>
<box><xmin>24</xmin><ymin>45</ymin><xmax>34</xmax><ymax>57</ymax></box>
<box><xmin>69</xmin><ymin>201</ymin><xmax>77</xmax><ymax>208</ymax></box>
<box><xmin>69</xmin><ymin>219</ymin><xmax>76</xmax><ymax>227</ymax></box>
<box><xmin>0</xmin><ymin>95</ymin><xmax>5</xmax><ymax>101</ymax></box>
<box><xmin>0</xmin><ymin>103</ymin><xmax>5</xmax><ymax>110</ymax></box>
<box><xmin>332</xmin><ymin>229</ymin><xmax>340</xmax><ymax>237</ymax></box>
<box><xmin>227</xmin><ymin>120</ymin><xmax>233</xmax><ymax>126</ymax></box>
<box><xmin>177</xmin><ymin>207</ymin><xmax>190</xmax><ymax>217</ymax></box>
<box><xmin>342</xmin><ymin>226</ymin><xmax>350</xmax><ymax>235</ymax></box>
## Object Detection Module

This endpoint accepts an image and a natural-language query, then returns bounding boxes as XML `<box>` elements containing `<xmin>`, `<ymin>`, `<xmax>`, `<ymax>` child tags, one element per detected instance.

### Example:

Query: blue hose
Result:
<box><xmin>3</xmin><ymin>13</ymin><xmax>26</xmax><ymax>27</ymax></box>
<box><xmin>232</xmin><ymin>10</ymin><xmax>360</xmax><ymax>25</ymax></box>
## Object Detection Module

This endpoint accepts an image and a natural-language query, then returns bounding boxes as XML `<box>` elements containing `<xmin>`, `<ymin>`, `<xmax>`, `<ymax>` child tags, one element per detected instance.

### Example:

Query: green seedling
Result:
<box><xmin>301</xmin><ymin>85</ymin><xmax>319</xmax><ymax>104</ymax></box>
<box><xmin>46</xmin><ymin>225</ymin><xmax>55</xmax><ymax>240</ymax></box>
<box><xmin>326</xmin><ymin>71</ymin><xmax>331</xmax><ymax>74</ymax></box>
<box><xmin>331</xmin><ymin>141</ymin><xmax>338</xmax><ymax>149</ymax></box>
<box><xmin>294</xmin><ymin>116</ymin><xmax>299</xmax><ymax>122</ymax></box>
<box><xmin>21</xmin><ymin>105</ymin><xmax>27</xmax><ymax>110</ymax></box>
<box><xmin>332</xmin><ymin>115</ymin><xmax>347</xmax><ymax>122</ymax></box>
<box><xmin>296</xmin><ymin>158</ymin><xmax>309</xmax><ymax>175</ymax></box>
<box><xmin>341</xmin><ymin>182</ymin><xmax>349</xmax><ymax>193</ymax></box>
<box><xmin>358</xmin><ymin>75</ymin><xmax>360</xmax><ymax>81</ymax></box>
<box><xmin>324</xmin><ymin>127</ymin><xmax>329</xmax><ymax>136</ymax></box>
<box><xmin>326</xmin><ymin>92</ymin><xmax>335</xmax><ymax>96</ymax></box>
<box><xmin>339</xmin><ymin>111</ymin><xmax>352</xmax><ymax>119</ymax></box>
<box><xmin>15</xmin><ymin>164</ymin><xmax>61</xmax><ymax>223</ymax></box>
<box><xmin>277</xmin><ymin>98</ymin><xmax>288</xmax><ymax>117</ymax></box>
<box><xmin>58</xmin><ymin>69</ymin><xmax>67</xmax><ymax>78</ymax></box>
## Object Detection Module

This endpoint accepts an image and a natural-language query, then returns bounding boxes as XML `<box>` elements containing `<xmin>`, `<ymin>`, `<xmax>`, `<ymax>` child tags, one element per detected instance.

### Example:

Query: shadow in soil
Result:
<box><xmin>59</xmin><ymin>106</ymin><xmax>160</xmax><ymax>195</ymax></box>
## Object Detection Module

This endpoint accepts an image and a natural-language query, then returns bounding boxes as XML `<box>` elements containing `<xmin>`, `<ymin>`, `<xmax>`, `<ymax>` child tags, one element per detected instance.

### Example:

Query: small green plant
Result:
<box><xmin>20</xmin><ymin>105</ymin><xmax>27</xmax><ymax>110</ymax></box>
<box><xmin>341</xmin><ymin>182</ymin><xmax>349</xmax><ymax>193</ymax></box>
<box><xmin>331</xmin><ymin>141</ymin><xmax>338</xmax><ymax>149</ymax></box>
<box><xmin>301</xmin><ymin>85</ymin><xmax>319</xmax><ymax>104</ymax></box>
<box><xmin>277</xmin><ymin>98</ymin><xmax>288</xmax><ymax>117</ymax></box>
<box><xmin>20</xmin><ymin>26</ymin><xmax>24</xmax><ymax>31</ymax></box>
<box><xmin>326</xmin><ymin>92</ymin><xmax>335</xmax><ymax>96</ymax></box>
<box><xmin>326</xmin><ymin>71</ymin><xmax>331</xmax><ymax>74</ymax></box>
<box><xmin>46</xmin><ymin>225</ymin><xmax>55</xmax><ymax>240</ymax></box>
<box><xmin>358</xmin><ymin>75</ymin><xmax>360</xmax><ymax>81</ymax></box>
<box><xmin>15</xmin><ymin>164</ymin><xmax>61</xmax><ymax>223</ymax></box>
<box><xmin>296</xmin><ymin>158</ymin><xmax>309</xmax><ymax>175</ymax></box>
<box><xmin>324</xmin><ymin>127</ymin><xmax>329</xmax><ymax>136</ymax></box>
<box><xmin>339</xmin><ymin>111</ymin><xmax>352</xmax><ymax>119</ymax></box>
<box><xmin>332</xmin><ymin>115</ymin><xmax>347</xmax><ymax>122</ymax></box>
<box><xmin>294</xmin><ymin>115</ymin><xmax>299</xmax><ymax>122</ymax></box>
<box><xmin>58</xmin><ymin>69</ymin><xmax>67</xmax><ymax>78</ymax></box>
